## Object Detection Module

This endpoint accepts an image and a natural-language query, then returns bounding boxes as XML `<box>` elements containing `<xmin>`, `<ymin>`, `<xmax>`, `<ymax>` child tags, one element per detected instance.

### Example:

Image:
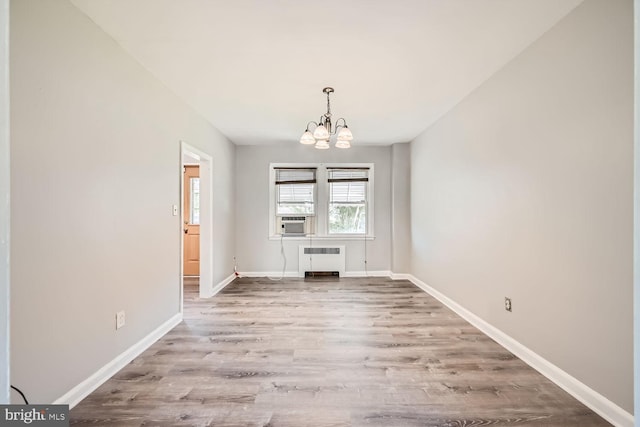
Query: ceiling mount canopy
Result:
<box><xmin>300</xmin><ymin>87</ymin><xmax>353</xmax><ymax>150</ymax></box>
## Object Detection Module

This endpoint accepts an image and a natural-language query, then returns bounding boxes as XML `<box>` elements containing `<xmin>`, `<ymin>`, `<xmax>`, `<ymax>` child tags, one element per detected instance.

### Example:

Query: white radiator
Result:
<box><xmin>298</xmin><ymin>245</ymin><xmax>346</xmax><ymax>277</ymax></box>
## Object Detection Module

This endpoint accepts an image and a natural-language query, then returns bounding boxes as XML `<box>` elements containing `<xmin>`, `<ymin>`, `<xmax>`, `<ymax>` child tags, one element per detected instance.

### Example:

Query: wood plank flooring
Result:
<box><xmin>70</xmin><ymin>277</ymin><xmax>610</xmax><ymax>426</ymax></box>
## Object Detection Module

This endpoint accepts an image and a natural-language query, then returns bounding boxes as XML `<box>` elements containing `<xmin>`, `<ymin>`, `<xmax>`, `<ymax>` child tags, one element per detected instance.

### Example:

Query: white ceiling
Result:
<box><xmin>71</xmin><ymin>0</ymin><xmax>583</xmax><ymax>146</ymax></box>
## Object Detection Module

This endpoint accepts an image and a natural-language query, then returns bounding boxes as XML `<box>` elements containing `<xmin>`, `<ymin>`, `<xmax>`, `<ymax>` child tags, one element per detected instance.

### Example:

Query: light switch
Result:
<box><xmin>116</xmin><ymin>311</ymin><xmax>125</xmax><ymax>329</ymax></box>
<box><xmin>172</xmin><ymin>205</ymin><xmax>178</xmax><ymax>216</ymax></box>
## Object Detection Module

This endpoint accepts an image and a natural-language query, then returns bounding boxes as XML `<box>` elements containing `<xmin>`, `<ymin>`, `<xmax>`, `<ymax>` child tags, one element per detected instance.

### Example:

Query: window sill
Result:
<box><xmin>269</xmin><ymin>235</ymin><xmax>375</xmax><ymax>241</ymax></box>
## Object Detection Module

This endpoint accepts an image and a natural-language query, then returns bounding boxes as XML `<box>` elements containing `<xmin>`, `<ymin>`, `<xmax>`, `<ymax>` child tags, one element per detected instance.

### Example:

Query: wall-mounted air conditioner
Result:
<box><xmin>282</xmin><ymin>216</ymin><xmax>305</xmax><ymax>235</ymax></box>
<box><xmin>276</xmin><ymin>216</ymin><xmax>315</xmax><ymax>236</ymax></box>
<box><xmin>279</xmin><ymin>216</ymin><xmax>307</xmax><ymax>236</ymax></box>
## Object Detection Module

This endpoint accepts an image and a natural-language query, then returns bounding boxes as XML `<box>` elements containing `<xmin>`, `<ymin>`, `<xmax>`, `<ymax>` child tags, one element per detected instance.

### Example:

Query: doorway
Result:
<box><xmin>180</xmin><ymin>142</ymin><xmax>213</xmax><ymax>307</ymax></box>
<box><xmin>183</xmin><ymin>164</ymin><xmax>200</xmax><ymax>277</ymax></box>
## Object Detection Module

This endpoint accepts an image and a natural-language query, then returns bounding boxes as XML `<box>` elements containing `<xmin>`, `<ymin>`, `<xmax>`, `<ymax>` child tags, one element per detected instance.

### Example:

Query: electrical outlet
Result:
<box><xmin>116</xmin><ymin>310</ymin><xmax>126</xmax><ymax>329</ymax></box>
<box><xmin>504</xmin><ymin>297</ymin><xmax>512</xmax><ymax>312</ymax></box>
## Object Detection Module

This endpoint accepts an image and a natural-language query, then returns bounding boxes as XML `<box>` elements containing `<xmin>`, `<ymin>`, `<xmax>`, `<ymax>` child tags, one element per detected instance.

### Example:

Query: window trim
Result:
<box><xmin>269</xmin><ymin>163</ymin><xmax>374</xmax><ymax>239</ymax></box>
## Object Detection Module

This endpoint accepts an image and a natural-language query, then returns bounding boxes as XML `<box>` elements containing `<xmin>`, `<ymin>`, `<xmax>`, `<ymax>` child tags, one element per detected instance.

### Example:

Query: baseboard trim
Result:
<box><xmin>54</xmin><ymin>312</ymin><xmax>183</xmax><ymax>409</ymax></box>
<box><xmin>239</xmin><ymin>271</ymin><xmax>392</xmax><ymax>278</ymax></box>
<box><xmin>343</xmin><ymin>270</ymin><xmax>392</xmax><ymax>277</ymax></box>
<box><xmin>202</xmin><ymin>273</ymin><xmax>236</xmax><ymax>298</ymax></box>
<box><xmin>406</xmin><ymin>274</ymin><xmax>633</xmax><ymax>427</ymax></box>
<box><xmin>238</xmin><ymin>271</ymin><xmax>300</xmax><ymax>278</ymax></box>
<box><xmin>390</xmin><ymin>272</ymin><xmax>412</xmax><ymax>280</ymax></box>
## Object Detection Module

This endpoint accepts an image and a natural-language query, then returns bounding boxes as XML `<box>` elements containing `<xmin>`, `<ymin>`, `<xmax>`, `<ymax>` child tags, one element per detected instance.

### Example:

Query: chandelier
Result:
<box><xmin>299</xmin><ymin>87</ymin><xmax>353</xmax><ymax>149</ymax></box>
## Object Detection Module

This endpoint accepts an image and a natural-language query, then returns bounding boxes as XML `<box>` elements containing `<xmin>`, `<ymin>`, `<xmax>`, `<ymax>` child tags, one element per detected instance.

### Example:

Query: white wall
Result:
<box><xmin>391</xmin><ymin>143</ymin><xmax>411</xmax><ymax>274</ymax></box>
<box><xmin>235</xmin><ymin>144</ymin><xmax>392</xmax><ymax>275</ymax></box>
<box><xmin>0</xmin><ymin>0</ymin><xmax>9</xmax><ymax>405</ymax></box>
<box><xmin>410</xmin><ymin>0</ymin><xmax>633</xmax><ymax>414</ymax></box>
<box><xmin>10</xmin><ymin>0</ymin><xmax>235</xmax><ymax>404</ymax></box>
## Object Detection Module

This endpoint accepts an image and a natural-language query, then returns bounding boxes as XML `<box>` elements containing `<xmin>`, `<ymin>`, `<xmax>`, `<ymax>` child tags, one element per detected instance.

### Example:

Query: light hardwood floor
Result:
<box><xmin>70</xmin><ymin>277</ymin><xmax>610</xmax><ymax>426</ymax></box>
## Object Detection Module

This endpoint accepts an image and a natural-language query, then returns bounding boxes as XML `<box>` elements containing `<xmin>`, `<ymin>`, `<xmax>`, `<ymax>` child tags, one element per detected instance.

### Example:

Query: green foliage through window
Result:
<box><xmin>329</xmin><ymin>204</ymin><xmax>366</xmax><ymax>234</ymax></box>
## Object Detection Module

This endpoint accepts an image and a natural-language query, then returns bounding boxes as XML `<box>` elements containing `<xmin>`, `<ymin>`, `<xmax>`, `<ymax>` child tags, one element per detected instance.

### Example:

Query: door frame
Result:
<box><xmin>180</xmin><ymin>141</ymin><xmax>214</xmax><ymax>309</ymax></box>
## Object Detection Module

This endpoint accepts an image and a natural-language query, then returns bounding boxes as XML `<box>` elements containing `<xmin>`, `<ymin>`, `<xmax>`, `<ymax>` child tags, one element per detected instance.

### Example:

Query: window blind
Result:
<box><xmin>275</xmin><ymin>168</ymin><xmax>316</xmax><ymax>215</ymax></box>
<box><xmin>275</xmin><ymin>168</ymin><xmax>316</xmax><ymax>185</ymax></box>
<box><xmin>328</xmin><ymin>168</ymin><xmax>368</xmax><ymax>204</ymax></box>
<box><xmin>327</xmin><ymin>168</ymin><xmax>369</xmax><ymax>183</ymax></box>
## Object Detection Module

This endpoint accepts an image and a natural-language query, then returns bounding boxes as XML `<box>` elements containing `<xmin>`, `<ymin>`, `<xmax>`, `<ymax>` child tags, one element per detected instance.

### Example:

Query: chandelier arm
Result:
<box><xmin>330</xmin><ymin>118</ymin><xmax>347</xmax><ymax>135</ymax></box>
<box><xmin>334</xmin><ymin>117</ymin><xmax>348</xmax><ymax>129</ymax></box>
<box><xmin>306</xmin><ymin>121</ymin><xmax>319</xmax><ymax>132</ymax></box>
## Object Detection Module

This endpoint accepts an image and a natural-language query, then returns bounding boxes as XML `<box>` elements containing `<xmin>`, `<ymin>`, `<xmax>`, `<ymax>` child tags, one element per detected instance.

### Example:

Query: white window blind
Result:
<box><xmin>328</xmin><ymin>168</ymin><xmax>368</xmax><ymax>234</ymax></box>
<box><xmin>275</xmin><ymin>168</ymin><xmax>316</xmax><ymax>215</ymax></box>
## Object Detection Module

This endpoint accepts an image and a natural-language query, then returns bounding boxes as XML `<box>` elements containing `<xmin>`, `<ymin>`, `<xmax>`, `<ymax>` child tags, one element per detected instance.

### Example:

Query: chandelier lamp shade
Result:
<box><xmin>299</xmin><ymin>87</ymin><xmax>354</xmax><ymax>149</ymax></box>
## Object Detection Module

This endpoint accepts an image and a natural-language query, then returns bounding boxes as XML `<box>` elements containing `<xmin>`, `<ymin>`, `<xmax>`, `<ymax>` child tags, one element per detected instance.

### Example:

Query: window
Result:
<box><xmin>190</xmin><ymin>177</ymin><xmax>200</xmax><ymax>225</ymax></box>
<box><xmin>328</xmin><ymin>168</ymin><xmax>368</xmax><ymax>234</ymax></box>
<box><xmin>269</xmin><ymin>163</ymin><xmax>373</xmax><ymax>238</ymax></box>
<box><xmin>275</xmin><ymin>168</ymin><xmax>316</xmax><ymax>215</ymax></box>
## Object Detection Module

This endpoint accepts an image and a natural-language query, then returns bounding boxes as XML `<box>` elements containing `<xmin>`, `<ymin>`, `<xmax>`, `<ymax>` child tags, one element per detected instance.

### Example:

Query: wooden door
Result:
<box><xmin>183</xmin><ymin>165</ymin><xmax>200</xmax><ymax>276</ymax></box>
